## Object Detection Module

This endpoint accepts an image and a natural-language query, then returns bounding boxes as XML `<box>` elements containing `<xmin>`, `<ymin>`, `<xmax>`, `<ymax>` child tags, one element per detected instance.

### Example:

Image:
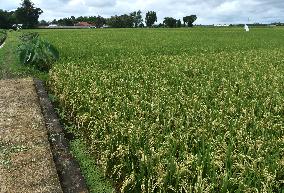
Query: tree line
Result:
<box><xmin>0</xmin><ymin>0</ymin><xmax>42</xmax><ymax>29</ymax></box>
<box><xmin>0</xmin><ymin>0</ymin><xmax>197</xmax><ymax>29</ymax></box>
<box><xmin>46</xmin><ymin>11</ymin><xmax>197</xmax><ymax>28</ymax></box>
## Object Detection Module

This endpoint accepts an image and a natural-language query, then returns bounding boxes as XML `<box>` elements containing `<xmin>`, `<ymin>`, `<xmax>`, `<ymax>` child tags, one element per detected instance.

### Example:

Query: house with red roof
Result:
<box><xmin>75</xmin><ymin>22</ymin><xmax>94</xmax><ymax>27</ymax></box>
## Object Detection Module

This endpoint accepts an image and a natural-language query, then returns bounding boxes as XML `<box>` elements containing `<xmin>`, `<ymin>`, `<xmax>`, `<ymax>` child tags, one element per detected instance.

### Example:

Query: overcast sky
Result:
<box><xmin>0</xmin><ymin>0</ymin><xmax>283</xmax><ymax>24</ymax></box>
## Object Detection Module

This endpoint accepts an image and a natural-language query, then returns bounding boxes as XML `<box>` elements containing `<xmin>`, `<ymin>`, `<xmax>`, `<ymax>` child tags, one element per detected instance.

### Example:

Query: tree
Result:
<box><xmin>39</xmin><ymin>20</ymin><xmax>48</xmax><ymax>26</ymax></box>
<box><xmin>107</xmin><ymin>14</ymin><xmax>134</xmax><ymax>28</ymax></box>
<box><xmin>177</xmin><ymin>19</ymin><xmax>182</xmax><ymax>28</ymax></box>
<box><xmin>95</xmin><ymin>15</ymin><xmax>106</xmax><ymax>28</ymax></box>
<box><xmin>0</xmin><ymin>10</ymin><xmax>16</xmax><ymax>29</ymax></box>
<box><xmin>51</xmin><ymin>19</ymin><xmax>58</xmax><ymax>25</ymax></box>
<box><xmin>163</xmin><ymin>17</ymin><xmax>177</xmax><ymax>28</ymax></box>
<box><xmin>57</xmin><ymin>17</ymin><xmax>74</xmax><ymax>26</ymax></box>
<box><xmin>0</xmin><ymin>10</ymin><xmax>11</xmax><ymax>29</ymax></box>
<box><xmin>145</xmin><ymin>11</ymin><xmax>157</xmax><ymax>27</ymax></box>
<box><xmin>157</xmin><ymin>23</ymin><xmax>164</xmax><ymax>28</ymax></box>
<box><xmin>138</xmin><ymin>23</ymin><xmax>144</xmax><ymax>28</ymax></box>
<box><xmin>130</xmin><ymin>10</ymin><xmax>143</xmax><ymax>27</ymax></box>
<box><xmin>183</xmin><ymin>15</ymin><xmax>197</xmax><ymax>27</ymax></box>
<box><xmin>88</xmin><ymin>16</ymin><xmax>96</xmax><ymax>24</ymax></box>
<box><xmin>15</xmin><ymin>0</ymin><xmax>43</xmax><ymax>28</ymax></box>
<box><xmin>71</xmin><ymin>16</ymin><xmax>76</xmax><ymax>22</ymax></box>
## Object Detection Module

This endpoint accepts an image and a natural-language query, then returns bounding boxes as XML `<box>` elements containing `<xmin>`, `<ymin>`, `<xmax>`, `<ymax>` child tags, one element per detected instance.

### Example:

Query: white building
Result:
<box><xmin>214</xmin><ymin>24</ymin><xmax>230</xmax><ymax>27</ymax></box>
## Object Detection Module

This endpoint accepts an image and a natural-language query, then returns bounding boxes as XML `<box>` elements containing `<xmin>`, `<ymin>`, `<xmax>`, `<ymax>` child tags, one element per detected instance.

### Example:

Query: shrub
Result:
<box><xmin>0</xmin><ymin>30</ymin><xmax>7</xmax><ymax>45</ymax></box>
<box><xmin>18</xmin><ymin>32</ymin><xmax>59</xmax><ymax>71</ymax></box>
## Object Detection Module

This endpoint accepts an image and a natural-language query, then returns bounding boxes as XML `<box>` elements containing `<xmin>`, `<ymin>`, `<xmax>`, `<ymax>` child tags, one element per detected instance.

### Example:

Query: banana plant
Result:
<box><xmin>18</xmin><ymin>32</ymin><xmax>59</xmax><ymax>71</ymax></box>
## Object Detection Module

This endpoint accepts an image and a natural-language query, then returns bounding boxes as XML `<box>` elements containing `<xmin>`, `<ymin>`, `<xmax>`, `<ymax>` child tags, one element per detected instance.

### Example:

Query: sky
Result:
<box><xmin>0</xmin><ymin>0</ymin><xmax>283</xmax><ymax>24</ymax></box>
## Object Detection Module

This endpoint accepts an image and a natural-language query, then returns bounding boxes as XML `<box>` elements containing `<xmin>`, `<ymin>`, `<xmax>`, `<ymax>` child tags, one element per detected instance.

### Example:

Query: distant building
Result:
<box><xmin>214</xmin><ymin>24</ymin><xmax>230</xmax><ymax>27</ymax></box>
<box><xmin>74</xmin><ymin>22</ymin><xmax>96</xmax><ymax>28</ymax></box>
<box><xmin>48</xmin><ymin>24</ymin><xmax>58</xmax><ymax>27</ymax></box>
<box><xmin>12</xmin><ymin>24</ymin><xmax>23</xmax><ymax>30</ymax></box>
<box><xmin>75</xmin><ymin>22</ymin><xmax>94</xmax><ymax>27</ymax></box>
<box><xmin>102</xmin><ymin>24</ymin><xmax>110</xmax><ymax>28</ymax></box>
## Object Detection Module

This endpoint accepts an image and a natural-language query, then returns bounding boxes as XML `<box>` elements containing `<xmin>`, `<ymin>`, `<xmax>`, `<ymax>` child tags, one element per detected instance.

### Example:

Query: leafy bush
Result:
<box><xmin>0</xmin><ymin>30</ymin><xmax>7</xmax><ymax>45</ymax></box>
<box><xmin>18</xmin><ymin>32</ymin><xmax>59</xmax><ymax>71</ymax></box>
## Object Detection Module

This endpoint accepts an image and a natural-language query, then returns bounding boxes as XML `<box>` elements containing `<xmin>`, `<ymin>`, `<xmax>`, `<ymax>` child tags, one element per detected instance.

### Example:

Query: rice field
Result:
<box><xmin>40</xmin><ymin>28</ymin><xmax>284</xmax><ymax>192</ymax></box>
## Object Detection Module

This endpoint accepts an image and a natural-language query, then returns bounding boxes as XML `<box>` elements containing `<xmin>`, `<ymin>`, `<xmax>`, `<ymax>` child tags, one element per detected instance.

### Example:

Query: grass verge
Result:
<box><xmin>69</xmin><ymin>138</ymin><xmax>115</xmax><ymax>193</ymax></box>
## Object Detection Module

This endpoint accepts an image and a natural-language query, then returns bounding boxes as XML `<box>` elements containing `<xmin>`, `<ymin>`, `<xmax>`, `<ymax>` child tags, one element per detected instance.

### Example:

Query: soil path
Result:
<box><xmin>0</xmin><ymin>78</ymin><xmax>62</xmax><ymax>193</ymax></box>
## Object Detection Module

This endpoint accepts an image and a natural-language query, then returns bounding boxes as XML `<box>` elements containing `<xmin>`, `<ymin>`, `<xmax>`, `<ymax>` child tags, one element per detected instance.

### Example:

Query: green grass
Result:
<box><xmin>0</xmin><ymin>31</ymin><xmax>19</xmax><ymax>79</ymax></box>
<box><xmin>38</xmin><ymin>27</ymin><xmax>284</xmax><ymax>192</ymax></box>
<box><xmin>70</xmin><ymin>138</ymin><xmax>114</xmax><ymax>193</ymax></box>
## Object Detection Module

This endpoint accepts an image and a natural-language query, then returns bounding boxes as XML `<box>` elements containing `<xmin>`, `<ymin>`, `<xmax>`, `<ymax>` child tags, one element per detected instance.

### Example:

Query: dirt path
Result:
<box><xmin>0</xmin><ymin>78</ymin><xmax>62</xmax><ymax>193</ymax></box>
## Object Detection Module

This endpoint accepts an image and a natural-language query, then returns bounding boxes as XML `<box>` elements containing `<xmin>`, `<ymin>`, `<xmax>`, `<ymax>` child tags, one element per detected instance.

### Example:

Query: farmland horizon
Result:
<box><xmin>1</xmin><ymin>0</ymin><xmax>284</xmax><ymax>25</ymax></box>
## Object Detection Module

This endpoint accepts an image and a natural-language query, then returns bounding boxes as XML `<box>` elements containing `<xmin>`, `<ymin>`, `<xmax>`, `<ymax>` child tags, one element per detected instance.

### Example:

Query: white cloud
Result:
<box><xmin>216</xmin><ymin>1</ymin><xmax>239</xmax><ymax>13</ymax></box>
<box><xmin>0</xmin><ymin>0</ymin><xmax>19</xmax><ymax>11</ymax></box>
<box><xmin>0</xmin><ymin>0</ymin><xmax>283</xmax><ymax>24</ymax></box>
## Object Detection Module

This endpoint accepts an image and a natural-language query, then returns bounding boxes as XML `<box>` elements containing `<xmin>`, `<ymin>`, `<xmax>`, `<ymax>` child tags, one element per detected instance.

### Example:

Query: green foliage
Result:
<box><xmin>163</xmin><ymin>17</ymin><xmax>177</xmax><ymax>28</ymax></box>
<box><xmin>0</xmin><ymin>30</ymin><xmax>7</xmax><ymax>45</ymax></box>
<box><xmin>39</xmin><ymin>19</ymin><xmax>49</xmax><ymax>26</ymax></box>
<box><xmin>17</xmin><ymin>32</ymin><xmax>59</xmax><ymax>71</ymax></box>
<box><xmin>0</xmin><ymin>10</ymin><xmax>15</xmax><ymax>29</ymax></box>
<box><xmin>53</xmin><ymin>15</ymin><xmax>106</xmax><ymax>27</ymax></box>
<box><xmin>130</xmin><ymin>11</ymin><xmax>143</xmax><ymax>28</ymax></box>
<box><xmin>70</xmin><ymin>139</ymin><xmax>115</xmax><ymax>193</ymax></box>
<box><xmin>183</xmin><ymin>15</ymin><xmax>197</xmax><ymax>27</ymax></box>
<box><xmin>19</xmin><ymin>32</ymin><xmax>39</xmax><ymax>41</ymax></box>
<box><xmin>0</xmin><ymin>31</ymin><xmax>48</xmax><ymax>80</ymax></box>
<box><xmin>41</xmin><ymin>28</ymin><xmax>284</xmax><ymax>192</ymax></box>
<box><xmin>145</xmin><ymin>11</ymin><xmax>157</xmax><ymax>27</ymax></box>
<box><xmin>94</xmin><ymin>16</ymin><xmax>106</xmax><ymax>28</ymax></box>
<box><xmin>107</xmin><ymin>14</ymin><xmax>134</xmax><ymax>28</ymax></box>
<box><xmin>177</xmin><ymin>19</ymin><xmax>182</xmax><ymax>28</ymax></box>
<box><xmin>15</xmin><ymin>0</ymin><xmax>43</xmax><ymax>28</ymax></box>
